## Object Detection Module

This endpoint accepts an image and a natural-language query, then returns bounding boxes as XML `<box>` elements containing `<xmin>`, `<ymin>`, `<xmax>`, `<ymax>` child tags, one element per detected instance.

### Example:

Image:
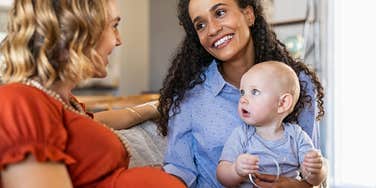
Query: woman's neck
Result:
<box><xmin>220</xmin><ymin>58</ymin><xmax>255</xmax><ymax>88</ymax></box>
<box><xmin>49</xmin><ymin>81</ymin><xmax>75</xmax><ymax>104</ymax></box>
<box><xmin>220</xmin><ymin>39</ymin><xmax>256</xmax><ymax>88</ymax></box>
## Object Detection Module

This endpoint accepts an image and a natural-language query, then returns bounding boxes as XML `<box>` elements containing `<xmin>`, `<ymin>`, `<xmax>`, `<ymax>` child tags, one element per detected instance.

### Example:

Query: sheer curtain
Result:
<box><xmin>328</xmin><ymin>0</ymin><xmax>376</xmax><ymax>187</ymax></box>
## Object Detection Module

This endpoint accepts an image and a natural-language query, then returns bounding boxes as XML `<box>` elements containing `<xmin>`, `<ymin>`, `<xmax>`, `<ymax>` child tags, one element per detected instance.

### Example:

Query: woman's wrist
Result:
<box><xmin>135</xmin><ymin>100</ymin><xmax>159</xmax><ymax>117</ymax></box>
<box><xmin>125</xmin><ymin>100</ymin><xmax>159</xmax><ymax>123</ymax></box>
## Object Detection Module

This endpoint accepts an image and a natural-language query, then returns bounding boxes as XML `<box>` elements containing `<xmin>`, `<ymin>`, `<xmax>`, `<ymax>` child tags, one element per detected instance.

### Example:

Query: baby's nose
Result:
<box><xmin>240</xmin><ymin>97</ymin><xmax>249</xmax><ymax>104</ymax></box>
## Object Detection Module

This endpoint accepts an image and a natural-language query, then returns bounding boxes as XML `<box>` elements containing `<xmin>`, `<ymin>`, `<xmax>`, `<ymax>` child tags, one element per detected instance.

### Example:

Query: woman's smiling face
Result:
<box><xmin>188</xmin><ymin>0</ymin><xmax>255</xmax><ymax>62</ymax></box>
<box><xmin>94</xmin><ymin>0</ymin><xmax>122</xmax><ymax>78</ymax></box>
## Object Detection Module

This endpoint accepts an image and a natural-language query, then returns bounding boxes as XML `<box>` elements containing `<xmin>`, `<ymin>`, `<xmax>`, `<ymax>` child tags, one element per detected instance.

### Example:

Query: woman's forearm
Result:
<box><xmin>94</xmin><ymin>101</ymin><xmax>159</xmax><ymax>130</ymax></box>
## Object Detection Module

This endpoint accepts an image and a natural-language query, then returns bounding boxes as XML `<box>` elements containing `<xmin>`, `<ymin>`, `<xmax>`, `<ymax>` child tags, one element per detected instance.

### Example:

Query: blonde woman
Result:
<box><xmin>0</xmin><ymin>0</ymin><xmax>184</xmax><ymax>187</ymax></box>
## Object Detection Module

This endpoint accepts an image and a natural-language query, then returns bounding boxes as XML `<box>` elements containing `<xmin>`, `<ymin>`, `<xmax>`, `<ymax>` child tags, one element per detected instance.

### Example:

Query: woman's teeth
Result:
<box><xmin>214</xmin><ymin>35</ymin><xmax>233</xmax><ymax>48</ymax></box>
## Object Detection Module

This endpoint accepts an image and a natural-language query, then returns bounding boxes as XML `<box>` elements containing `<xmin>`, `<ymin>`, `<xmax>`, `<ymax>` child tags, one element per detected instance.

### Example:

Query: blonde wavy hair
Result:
<box><xmin>0</xmin><ymin>0</ymin><xmax>109</xmax><ymax>86</ymax></box>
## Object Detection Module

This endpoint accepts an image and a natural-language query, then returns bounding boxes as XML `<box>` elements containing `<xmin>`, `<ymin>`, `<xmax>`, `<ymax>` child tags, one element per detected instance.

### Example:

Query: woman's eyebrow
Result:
<box><xmin>192</xmin><ymin>3</ymin><xmax>227</xmax><ymax>24</ymax></box>
<box><xmin>210</xmin><ymin>3</ymin><xmax>226</xmax><ymax>12</ymax></box>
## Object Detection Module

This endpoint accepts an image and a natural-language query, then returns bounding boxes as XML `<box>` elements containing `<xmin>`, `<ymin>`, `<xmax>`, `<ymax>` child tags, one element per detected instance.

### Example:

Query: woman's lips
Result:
<box><xmin>212</xmin><ymin>34</ymin><xmax>234</xmax><ymax>48</ymax></box>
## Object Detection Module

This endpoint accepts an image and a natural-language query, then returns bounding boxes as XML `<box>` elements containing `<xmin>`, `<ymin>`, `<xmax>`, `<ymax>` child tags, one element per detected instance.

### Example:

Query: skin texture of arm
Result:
<box><xmin>1</xmin><ymin>155</ymin><xmax>73</xmax><ymax>188</ymax></box>
<box><xmin>217</xmin><ymin>153</ymin><xmax>260</xmax><ymax>187</ymax></box>
<box><xmin>216</xmin><ymin>161</ymin><xmax>245</xmax><ymax>187</ymax></box>
<box><xmin>94</xmin><ymin>101</ymin><xmax>159</xmax><ymax>130</ymax></box>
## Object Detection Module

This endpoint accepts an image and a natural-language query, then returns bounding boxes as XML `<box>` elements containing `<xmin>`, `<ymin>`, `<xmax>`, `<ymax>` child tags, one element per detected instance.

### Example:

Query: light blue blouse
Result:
<box><xmin>163</xmin><ymin>60</ymin><xmax>320</xmax><ymax>188</ymax></box>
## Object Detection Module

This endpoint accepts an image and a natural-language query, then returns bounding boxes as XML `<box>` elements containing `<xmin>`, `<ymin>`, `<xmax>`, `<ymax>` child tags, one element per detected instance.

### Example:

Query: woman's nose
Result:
<box><xmin>207</xmin><ymin>19</ymin><xmax>222</xmax><ymax>36</ymax></box>
<box><xmin>115</xmin><ymin>31</ymin><xmax>122</xmax><ymax>46</ymax></box>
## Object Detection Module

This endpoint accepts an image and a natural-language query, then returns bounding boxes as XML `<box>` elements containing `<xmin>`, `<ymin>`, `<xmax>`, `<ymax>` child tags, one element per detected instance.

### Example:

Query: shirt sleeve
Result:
<box><xmin>220</xmin><ymin>126</ymin><xmax>246</xmax><ymax>163</ymax></box>
<box><xmin>298</xmin><ymin>72</ymin><xmax>321</xmax><ymax>149</ymax></box>
<box><xmin>163</xmin><ymin>98</ymin><xmax>197</xmax><ymax>187</ymax></box>
<box><xmin>0</xmin><ymin>85</ymin><xmax>76</xmax><ymax>170</ymax></box>
<box><xmin>294</xmin><ymin>125</ymin><xmax>315</xmax><ymax>165</ymax></box>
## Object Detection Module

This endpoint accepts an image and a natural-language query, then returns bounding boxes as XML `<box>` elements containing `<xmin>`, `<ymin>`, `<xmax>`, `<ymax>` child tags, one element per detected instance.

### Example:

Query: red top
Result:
<box><xmin>0</xmin><ymin>83</ymin><xmax>185</xmax><ymax>188</ymax></box>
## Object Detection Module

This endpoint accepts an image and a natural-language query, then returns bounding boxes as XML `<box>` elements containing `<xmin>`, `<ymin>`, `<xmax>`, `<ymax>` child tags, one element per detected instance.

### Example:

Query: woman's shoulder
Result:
<box><xmin>0</xmin><ymin>83</ymin><xmax>74</xmax><ymax>171</ymax></box>
<box><xmin>0</xmin><ymin>82</ymin><xmax>61</xmax><ymax>110</ymax></box>
<box><xmin>1</xmin><ymin>82</ymin><xmax>44</xmax><ymax>97</ymax></box>
<box><xmin>298</xmin><ymin>70</ymin><xmax>313</xmax><ymax>83</ymax></box>
<box><xmin>298</xmin><ymin>70</ymin><xmax>315</xmax><ymax>96</ymax></box>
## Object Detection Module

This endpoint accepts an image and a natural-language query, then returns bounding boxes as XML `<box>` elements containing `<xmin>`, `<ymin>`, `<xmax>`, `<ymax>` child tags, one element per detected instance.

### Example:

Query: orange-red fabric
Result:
<box><xmin>0</xmin><ymin>83</ymin><xmax>184</xmax><ymax>188</ymax></box>
<box><xmin>114</xmin><ymin>167</ymin><xmax>186</xmax><ymax>188</ymax></box>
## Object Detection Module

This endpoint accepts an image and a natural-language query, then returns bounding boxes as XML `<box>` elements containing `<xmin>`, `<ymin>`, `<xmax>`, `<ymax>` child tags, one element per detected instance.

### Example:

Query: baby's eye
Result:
<box><xmin>215</xmin><ymin>9</ymin><xmax>226</xmax><ymax>17</ymax></box>
<box><xmin>240</xmin><ymin>89</ymin><xmax>245</xmax><ymax>96</ymax></box>
<box><xmin>251</xmin><ymin>89</ymin><xmax>260</xmax><ymax>96</ymax></box>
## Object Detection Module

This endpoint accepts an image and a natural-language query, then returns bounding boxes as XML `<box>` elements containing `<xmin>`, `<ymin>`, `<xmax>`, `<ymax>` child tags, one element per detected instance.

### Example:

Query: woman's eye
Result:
<box><xmin>215</xmin><ymin>9</ymin><xmax>226</xmax><ymax>17</ymax></box>
<box><xmin>195</xmin><ymin>22</ymin><xmax>206</xmax><ymax>31</ymax></box>
<box><xmin>111</xmin><ymin>23</ymin><xmax>119</xmax><ymax>32</ymax></box>
<box><xmin>240</xmin><ymin>89</ymin><xmax>245</xmax><ymax>96</ymax></box>
<box><xmin>251</xmin><ymin>89</ymin><xmax>260</xmax><ymax>96</ymax></box>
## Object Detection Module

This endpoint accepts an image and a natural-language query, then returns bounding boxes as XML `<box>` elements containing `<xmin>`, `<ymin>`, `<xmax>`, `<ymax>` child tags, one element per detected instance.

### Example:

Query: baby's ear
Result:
<box><xmin>277</xmin><ymin>93</ymin><xmax>293</xmax><ymax>114</ymax></box>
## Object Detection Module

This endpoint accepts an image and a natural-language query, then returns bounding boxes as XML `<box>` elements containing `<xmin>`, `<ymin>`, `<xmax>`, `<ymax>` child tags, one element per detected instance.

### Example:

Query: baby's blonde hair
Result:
<box><xmin>249</xmin><ymin>61</ymin><xmax>300</xmax><ymax>113</ymax></box>
<box><xmin>263</xmin><ymin>61</ymin><xmax>300</xmax><ymax>112</ymax></box>
<box><xmin>0</xmin><ymin>0</ymin><xmax>109</xmax><ymax>86</ymax></box>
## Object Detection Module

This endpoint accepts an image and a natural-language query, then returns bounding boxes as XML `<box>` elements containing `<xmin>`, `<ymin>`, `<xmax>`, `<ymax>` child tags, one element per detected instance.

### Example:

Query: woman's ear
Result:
<box><xmin>277</xmin><ymin>93</ymin><xmax>293</xmax><ymax>114</ymax></box>
<box><xmin>242</xmin><ymin>6</ymin><xmax>255</xmax><ymax>26</ymax></box>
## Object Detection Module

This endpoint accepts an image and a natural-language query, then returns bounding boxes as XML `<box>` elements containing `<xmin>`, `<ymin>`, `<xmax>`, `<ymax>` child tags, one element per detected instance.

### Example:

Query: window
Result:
<box><xmin>328</xmin><ymin>0</ymin><xmax>376</xmax><ymax>187</ymax></box>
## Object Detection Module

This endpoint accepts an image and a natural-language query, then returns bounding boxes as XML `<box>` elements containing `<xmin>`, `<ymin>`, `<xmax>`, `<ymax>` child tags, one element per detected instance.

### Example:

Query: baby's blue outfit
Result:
<box><xmin>220</xmin><ymin>122</ymin><xmax>314</xmax><ymax>187</ymax></box>
<box><xmin>163</xmin><ymin>60</ymin><xmax>321</xmax><ymax>188</ymax></box>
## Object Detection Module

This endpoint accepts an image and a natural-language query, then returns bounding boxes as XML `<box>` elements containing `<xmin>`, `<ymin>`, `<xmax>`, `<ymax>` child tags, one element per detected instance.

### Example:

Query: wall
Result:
<box><xmin>117</xmin><ymin>0</ymin><xmax>150</xmax><ymax>95</ymax></box>
<box><xmin>0</xmin><ymin>1</ymin><xmax>11</xmax><ymax>42</ymax></box>
<box><xmin>114</xmin><ymin>0</ymin><xmax>184</xmax><ymax>94</ymax></box>
<box><xmin>149</xmin><ymin>0</ymin><xmax>184</xmax><ymax>92</ymax></box>
<box><xmin>273</xmin><ymin>0</ymin><xmax>307</xmax><ymax>40</ymax></box>
<box><xmin>273</xmin><ymin>0</ymin><xmax>307</xmax><ymax>23</ymax></box>
<box><xmin>0</xmin><ymin>1</ymin><xmax>11</xmax><ymax>7</ymax></box>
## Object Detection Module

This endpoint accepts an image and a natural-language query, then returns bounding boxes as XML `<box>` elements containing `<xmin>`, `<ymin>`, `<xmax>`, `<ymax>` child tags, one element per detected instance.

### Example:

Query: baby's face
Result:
<box><xmin>238</xmin><ymin>68</ymin><xmax>282</xmax><ymax>126</ymax></box>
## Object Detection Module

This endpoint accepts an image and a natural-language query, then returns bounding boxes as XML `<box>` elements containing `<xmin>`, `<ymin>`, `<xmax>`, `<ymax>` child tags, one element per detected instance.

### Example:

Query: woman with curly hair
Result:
<box><xmin>0</xmin><ymin>0</ymin><xmax>185</xmax><ymax>187</ymax></box>
<box><xmin>157</xmin><ymin>0</ymin><xmax>327</xmax><ymax>187</ymax></box>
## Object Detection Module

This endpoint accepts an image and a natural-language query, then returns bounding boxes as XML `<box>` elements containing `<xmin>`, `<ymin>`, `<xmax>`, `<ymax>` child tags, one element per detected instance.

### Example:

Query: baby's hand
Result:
<box><xmin>302</xmin><ymin>150</ymin><xmax>323</xmax><ymax>178</ymax></box>
<box><xmin>234</xmin><ymin>154</ymin><xmax>259</xmax><ymax>177</ymax></box>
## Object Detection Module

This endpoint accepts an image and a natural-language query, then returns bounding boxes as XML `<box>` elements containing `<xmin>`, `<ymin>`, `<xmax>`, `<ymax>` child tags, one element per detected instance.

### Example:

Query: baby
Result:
<box><xmin>216</xmin><ymin>61</ymin><xmax>325</xmax><ymax>187</ymax></box>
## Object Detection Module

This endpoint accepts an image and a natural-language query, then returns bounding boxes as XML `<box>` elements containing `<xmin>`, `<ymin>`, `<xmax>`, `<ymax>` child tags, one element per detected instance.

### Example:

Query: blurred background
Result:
<box><xmin>1</xmin><ymin>0</ymin><xmax>376</xmax><ymax>187</ymax></box>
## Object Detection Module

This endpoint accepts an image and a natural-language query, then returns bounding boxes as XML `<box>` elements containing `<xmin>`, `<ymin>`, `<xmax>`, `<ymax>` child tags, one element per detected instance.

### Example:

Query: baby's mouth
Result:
<box><xmin>242</xmin><ymin>108</ymin><xmax>251</xmax><ymax>117</ymax></box>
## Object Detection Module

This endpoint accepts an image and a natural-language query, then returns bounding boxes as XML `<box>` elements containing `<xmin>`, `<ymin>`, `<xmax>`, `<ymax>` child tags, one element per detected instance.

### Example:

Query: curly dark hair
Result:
<box><xmin>156</xmin><ymin>0</ymin><xmax>325</xmax><ymax>136</ymax></box>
